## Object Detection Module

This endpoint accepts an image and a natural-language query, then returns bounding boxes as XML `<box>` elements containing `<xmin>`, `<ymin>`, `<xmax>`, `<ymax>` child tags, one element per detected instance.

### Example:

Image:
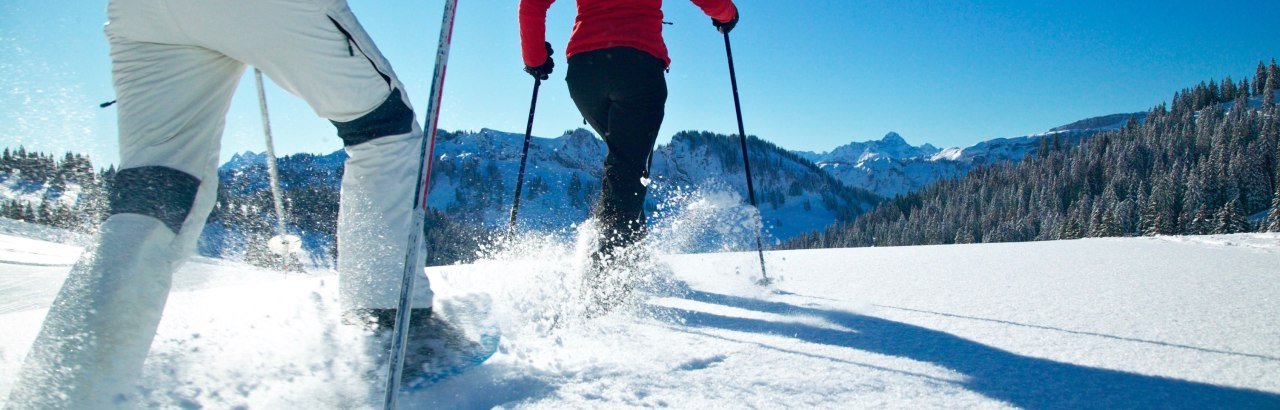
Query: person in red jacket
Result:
<box><xmin>519</xmin><ymin>0</ymin><xmax>738</xmax><ymax>312</ymax></box>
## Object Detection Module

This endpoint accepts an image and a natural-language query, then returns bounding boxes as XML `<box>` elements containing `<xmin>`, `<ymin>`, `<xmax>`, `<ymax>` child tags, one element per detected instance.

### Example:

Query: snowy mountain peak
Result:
<box><xmin>815</xmin><ymin>132</ymin><xmax>940</xmax><ymax>166</ymax></box>
<box><xmin>878</xmin><ymin>131</ymin><xmax>941</xmax><ymax>157</ymax></box>
<box><xmin>222</xmin><ymin>151</ymin><xmax>268</xmax><ymax>171</ymax></box>
<box><xmin>555</xmin><ymin>128</ymin><xmax>603</xmax><ymax>151</ymax></box>
<box><xmin>549</xmin><ymin>128</ymin><xmax>606</xmax><ymax>171</ymax></box>
<box><xmin>562</xmin><ymin>128</ymin><xmax>597</xmax><ymax>140</ymax></box>
<box><xmin>229</xmin><ymin>151</ymin><xmax>265</xmax><ymax>163</ymax></box>
<box><xmin>880</xmin><ymin>131</ymin><xmax>906</xmax><ymax>145</ymax></box>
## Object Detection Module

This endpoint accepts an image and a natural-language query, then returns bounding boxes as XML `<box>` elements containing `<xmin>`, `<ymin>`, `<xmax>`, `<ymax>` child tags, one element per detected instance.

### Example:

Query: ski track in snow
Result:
<box><xmin>1</xmin><ymin>226</ymin><xmax>1279</xmax><ymax>408</ymax></box>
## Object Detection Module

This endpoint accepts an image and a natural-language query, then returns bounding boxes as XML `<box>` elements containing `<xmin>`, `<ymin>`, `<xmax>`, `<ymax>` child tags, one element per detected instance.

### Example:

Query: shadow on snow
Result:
<box><xmin>663</xmin><ymin>289</ymin><xmax>1280</xmax><ymax>409</ymax></box>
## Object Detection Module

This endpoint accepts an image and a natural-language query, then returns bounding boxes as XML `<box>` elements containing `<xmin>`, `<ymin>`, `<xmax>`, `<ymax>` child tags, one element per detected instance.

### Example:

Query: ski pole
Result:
<box><xmin>385</xmin><ymin>0</ymin><xmax>457</xmax><ymax>407</ymax></box>
<box><xmin>253</xmin><ymin>68</ymin><xmax>292</xmax><ymax>275</ymax></box>
<box><xmin>722</xmin><ymin>31</ymin><xmax>770</xmax><ymax>285</ymax></box>
<box><xmin>508</xmin><ymin>78</ymin><xmax>541</xmax><ymax>232</ymax></box>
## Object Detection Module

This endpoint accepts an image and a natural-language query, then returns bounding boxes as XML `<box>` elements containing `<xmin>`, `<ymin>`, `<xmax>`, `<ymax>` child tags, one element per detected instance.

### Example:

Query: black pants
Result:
<box><xmin>566</xmin><ymin>47</ymin><xmax>667</xmax><ymax>256</ymax></box>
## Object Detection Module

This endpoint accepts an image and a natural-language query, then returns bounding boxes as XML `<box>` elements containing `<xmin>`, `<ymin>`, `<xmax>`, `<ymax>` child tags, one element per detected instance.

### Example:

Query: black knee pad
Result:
<box><xmin>331</xmin><ymin>88</ymin><xmax>415</xmax><ymax>146</ymax></box>
<box><xmin>109</xmin><ymin>166</ymin><xmax>201</xmax><ymax>233</ymax></box>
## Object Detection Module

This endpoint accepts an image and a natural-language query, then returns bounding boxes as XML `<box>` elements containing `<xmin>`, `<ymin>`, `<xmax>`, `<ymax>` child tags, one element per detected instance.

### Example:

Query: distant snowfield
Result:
<box><xmin>1</xmin><ymin>219</ymin><xmax>1278</xmax><ymax>408</ymax></box>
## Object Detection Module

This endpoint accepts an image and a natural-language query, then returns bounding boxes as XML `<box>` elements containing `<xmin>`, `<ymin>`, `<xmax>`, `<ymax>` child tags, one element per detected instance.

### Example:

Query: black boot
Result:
<box><xmin>344</xmin><ymin>308</ymin><xmax>483</xmax><ymax>381</ymax></box>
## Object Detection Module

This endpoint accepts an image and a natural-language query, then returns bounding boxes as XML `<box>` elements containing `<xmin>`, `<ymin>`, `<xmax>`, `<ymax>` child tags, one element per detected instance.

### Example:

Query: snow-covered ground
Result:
<box><xmin>1</xmin><ymin>217</ymin><xmax>1278</xmax><ymax>408</ymax></box>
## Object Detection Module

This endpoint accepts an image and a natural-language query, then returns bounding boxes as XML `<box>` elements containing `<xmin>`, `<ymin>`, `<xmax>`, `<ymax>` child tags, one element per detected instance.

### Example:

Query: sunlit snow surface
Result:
<box><xmin>2</xmin><ymin>208</ymin><xmax>1279</xmax><ymax>408</ymax></box>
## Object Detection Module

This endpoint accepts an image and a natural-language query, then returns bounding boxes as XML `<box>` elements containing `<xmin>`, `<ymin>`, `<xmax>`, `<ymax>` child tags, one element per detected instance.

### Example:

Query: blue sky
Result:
<box><xmin>2</xmin><ymin>0</ymin><xmax>1278</xmax><ymax>166</ymax></box>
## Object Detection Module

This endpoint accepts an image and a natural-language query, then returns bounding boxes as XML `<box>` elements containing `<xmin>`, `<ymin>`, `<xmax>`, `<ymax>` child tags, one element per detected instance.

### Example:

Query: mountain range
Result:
<box><xmin>214</xmin><ymin>111</ymin><xmax>1142</xmax><ymax>247</ymax></box>
<box><xmin>797</xmin><ymin>113</ymin><xmax>1143</xmax><ymax>197</ymax></box>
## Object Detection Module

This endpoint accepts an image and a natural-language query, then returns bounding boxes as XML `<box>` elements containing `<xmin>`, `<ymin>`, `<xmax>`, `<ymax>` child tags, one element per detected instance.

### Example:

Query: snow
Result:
<box><xmin>2</xmin><ymin>217</ymin><xmax>1279</xmax><ymax>407</ymax></box>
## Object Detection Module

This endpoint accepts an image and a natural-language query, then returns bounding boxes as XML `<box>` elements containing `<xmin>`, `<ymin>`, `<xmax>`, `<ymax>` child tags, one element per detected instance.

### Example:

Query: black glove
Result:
<box><xmin>712</xmin><ymin>10</ymin><xmax>739</xmax><ymax>34</ymax></box>
<box><xmin>524</xmin><ymin>42</ymin><xmax>555</xmax><ymax>81</ymax></box>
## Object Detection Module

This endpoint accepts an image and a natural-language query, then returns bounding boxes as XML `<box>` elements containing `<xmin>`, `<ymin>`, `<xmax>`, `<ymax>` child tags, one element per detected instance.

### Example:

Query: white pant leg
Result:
<box><xmin>338</xmin><ymin>128</ymin><xmax>433</xmax><ymax>310</ymax></box>
<box><xmin>5</xmin><ymin>24</ymin><xmax>239</xmax><ymax>409</ymax></box>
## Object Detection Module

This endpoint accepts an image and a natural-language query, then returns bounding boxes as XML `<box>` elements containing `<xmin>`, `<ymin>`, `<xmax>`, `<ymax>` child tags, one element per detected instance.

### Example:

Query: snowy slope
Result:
<box><xmin>2</xmin><ymin>214</ymin><xmax>1278</xmax><ymax>408</ymax></box>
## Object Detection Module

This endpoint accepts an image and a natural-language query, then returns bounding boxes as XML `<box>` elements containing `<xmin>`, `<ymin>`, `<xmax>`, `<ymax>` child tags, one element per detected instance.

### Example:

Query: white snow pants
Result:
<box><xmin>7</xmin><ymin>0</ymin><xmax>432</xmax><ymax>407</ymax></box>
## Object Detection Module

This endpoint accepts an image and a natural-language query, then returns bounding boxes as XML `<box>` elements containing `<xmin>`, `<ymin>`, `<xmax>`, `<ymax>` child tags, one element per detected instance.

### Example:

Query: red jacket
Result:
<box><xmin>520</xmin><ymin>0</ymin><xmax>737</xmax><ymax>69</ymax></box>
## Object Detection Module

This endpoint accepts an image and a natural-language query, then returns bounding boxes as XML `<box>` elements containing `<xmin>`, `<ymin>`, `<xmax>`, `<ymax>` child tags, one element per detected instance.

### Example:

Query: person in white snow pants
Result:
<box><xmin>6</xmin><ymin>0</ymin><xmax>434</xmax><ymax>407</ymax></box>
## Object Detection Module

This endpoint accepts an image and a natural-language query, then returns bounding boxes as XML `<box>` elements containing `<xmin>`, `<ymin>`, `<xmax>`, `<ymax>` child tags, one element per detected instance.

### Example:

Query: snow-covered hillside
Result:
<box><xmin>2</xmin><ymin>216</ymin><xmax>1277</xmax><ymax>408</ymax></box>
<box><xmin>649</xmin><ymin>131</ymin><xmax>876</xmax><ymax>240</ymax></box>
<box><xmin>214</xmin><ymin>129</ymin><xmax>878</xmax><ymax>248</ymax></box>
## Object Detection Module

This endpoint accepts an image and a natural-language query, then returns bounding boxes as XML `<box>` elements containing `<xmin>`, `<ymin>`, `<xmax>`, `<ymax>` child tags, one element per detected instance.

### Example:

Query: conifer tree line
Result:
<box><xmin>783</xmin><ymin>59</ymin><xmax>1280</xmax><ymax>249</ymax></box>
<box><xmin>0</xmin><ymin>147</ymin><xmax>111</xmax><ymax>231</ymax></box>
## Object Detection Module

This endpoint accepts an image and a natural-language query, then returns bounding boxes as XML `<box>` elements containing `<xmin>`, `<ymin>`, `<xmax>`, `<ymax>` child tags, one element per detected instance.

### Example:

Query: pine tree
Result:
<box><xmin>1270</xmin><ymin>58</ymin><xmax>1279</xmax><ymax>85</ymax></box>
<box><xmin>1265</xmin><ymin>69</ymin><xmax>1276</xmax><ymax>108</ymax></box>
<box><xmin>21</xmin><ymin>203</ymin><xmax>36</xmax><ymax>222</ymax></box>
<box><xmin>1222</xmin><ymin>77</ymin><xmax>1237</xmax><ymax>102</ymax></box>
<box><xmin>1268</xmin><ymin>191</ymin><xmax>1280</xmax><ymax>232</ymax></box>
<box><xmin>1139</xmin><ymin>195</ymin><xmax>1159</xmax><ymax>236</ymax></box>
<box><xmin>1268</xmin><ymin>170</ymin><xmax>1280</xmax><ymax>232</ymax></box>
<box><xmin>1241</xmin><ymin>154</ymin><xmax>1271</xmax><ymax>212</ymax></box>
<box><xmin>1214</xmin><ymin>199</ymin><xmax>1249</xmax><ymax>234</ymax></box>
<box><xmin>1142</xmin><ymin>178</ymin><xmax>1179</xmax><ymax>236</ymax></box>
<box><xmin>1257</xmin><ymin>61</ymin><xmax>1270</xmax><ymax>96</ymax></box>
<box><xmin>36</xmin><ymin>198</ymin><xmax>53</xmax><ymax>225</ymax></box>
<box><xmin>1191</xmin><ymin>208</ymin><xmax>1213</xmax><ymax>235</ymax></box>
<box><xmin>1259</xmin><ymin>197</ymin><xmax>1280</xmax><ymax>231</ymax></box>
<box><xmin>1095</xmin><ymin>207</ymin><xmax>1122</xmax><ymax>237</ymax></box>
<box><xmin>11</xmin><ymin>200</ymin><xmax>25</xmax><ymax>220</ymax></box>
